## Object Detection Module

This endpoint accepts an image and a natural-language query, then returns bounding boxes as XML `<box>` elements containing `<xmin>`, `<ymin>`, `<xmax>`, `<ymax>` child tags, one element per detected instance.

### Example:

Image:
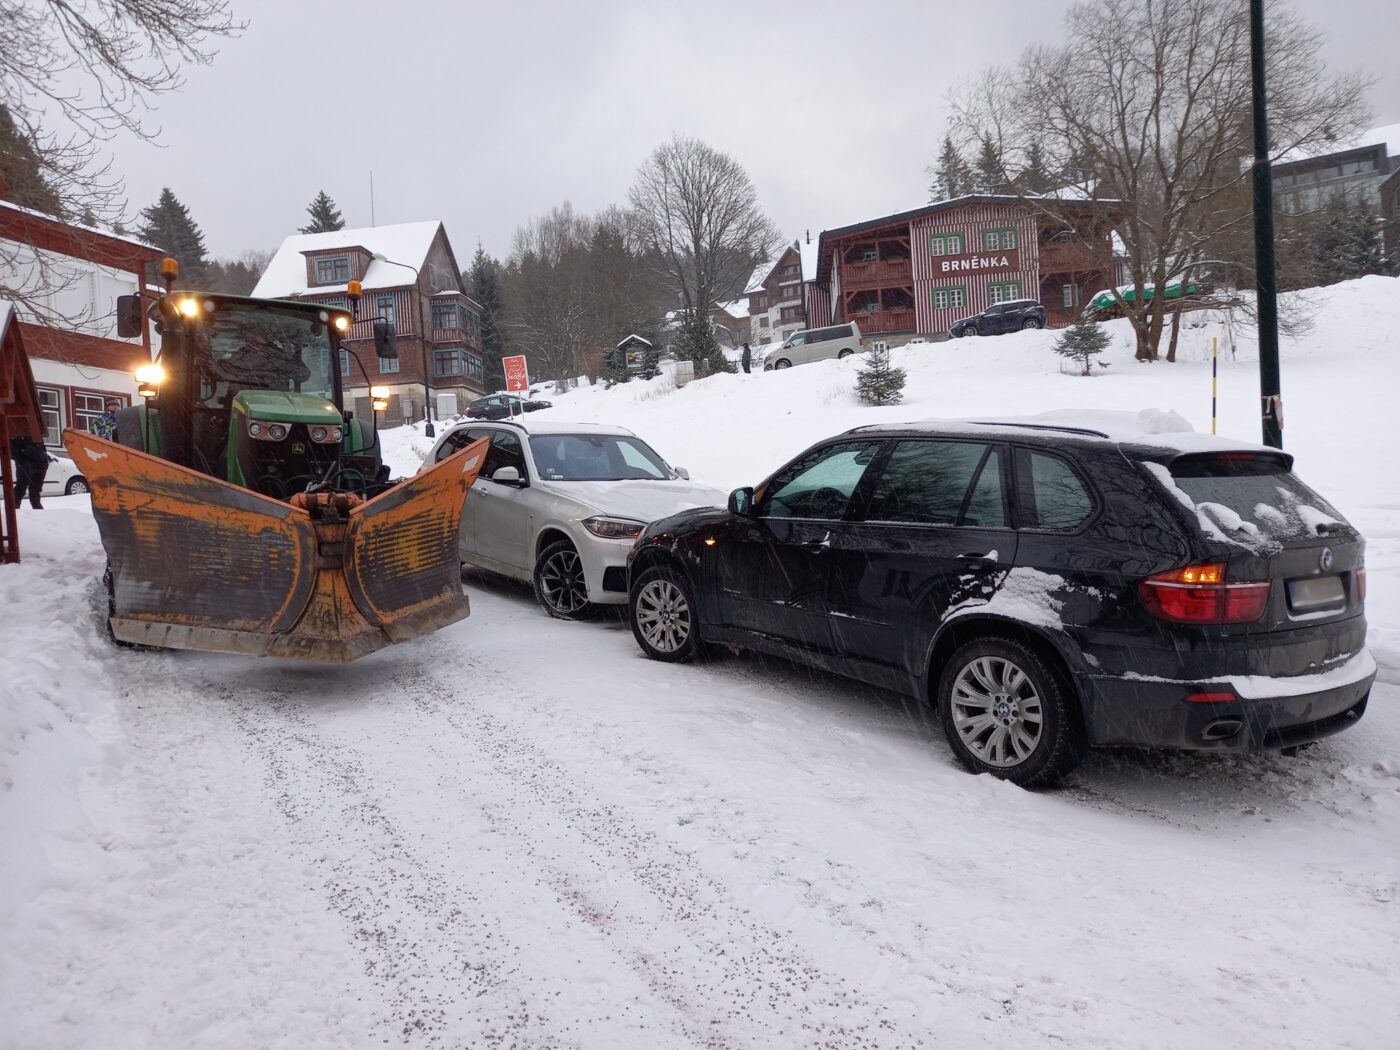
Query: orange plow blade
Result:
<box><xmin>63</xmin><ymin>429</ymin><xmax>489</xmax><ymax>662</ymax></box>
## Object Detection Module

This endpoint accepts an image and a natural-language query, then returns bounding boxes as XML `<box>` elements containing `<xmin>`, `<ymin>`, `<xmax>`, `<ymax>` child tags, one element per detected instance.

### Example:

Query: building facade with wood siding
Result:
<box><xmin>0</xmin><ymin>200</ymin><xmax>160</xmax><ymax>446</ymax></box>
<box><xmin>253</xmin><ymin>221</ymin><xmax>485</xmax><ymax>426</ymax></box>
<box><xmin>809</xmin><ymin>196</ymin><xmax>1116</xmax><ymax>339</ymax></box>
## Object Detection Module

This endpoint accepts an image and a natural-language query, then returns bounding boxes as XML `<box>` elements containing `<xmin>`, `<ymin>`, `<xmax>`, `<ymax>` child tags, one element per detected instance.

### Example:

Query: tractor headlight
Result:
<box><xmin>309</xmin><ymin>425</ymin><xmax>343</xmax><ymax>444</ymax></box>
<box><xmin>582</xmin><ymin>516</ymin><xmax>645</xmax><ymax>540</ymax></box>
<box><xmin>249</xmin><ymin>420</ymin><xmax>289</xmax><ymax>441</ymax></box>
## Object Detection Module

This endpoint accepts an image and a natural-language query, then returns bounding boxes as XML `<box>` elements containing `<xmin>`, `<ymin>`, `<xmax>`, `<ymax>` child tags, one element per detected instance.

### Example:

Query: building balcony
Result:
<box><xmin>1038</xmin><ymin>241</ymin><xmax>1107</xmax><ymax>273</ymax></box>
<box><xmin>841</xmin><ymin>259</ymin><xmax>914</xmax><ymax>289</ymax></box>
<box><xmin>847</xmin><ymin>307</ymin><xmax>916</xmax><ymax>334</ymax></box>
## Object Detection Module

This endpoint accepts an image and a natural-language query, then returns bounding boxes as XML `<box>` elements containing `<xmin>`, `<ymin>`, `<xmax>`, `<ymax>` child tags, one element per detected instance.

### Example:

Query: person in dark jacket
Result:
<box><xmin>10</xmin><ymin>435</ymin><xmax>50</xmax><ymax>509</ymax></box>
<box><xmin>741</xmin><ymin>341</ymin><xmax>752</xmax><ymax>374</ymax></box>
<box><xmin>92</xmin><ymin>398</ymin><xmax>121</xmax><ymax>440</ymax></box>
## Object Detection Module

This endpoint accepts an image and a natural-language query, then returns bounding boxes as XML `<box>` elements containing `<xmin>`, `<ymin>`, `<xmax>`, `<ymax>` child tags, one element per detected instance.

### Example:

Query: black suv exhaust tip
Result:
<box><xmin>1201</xmin><ymin>718</ymin><xmax>1245</xmax><ymax>741</ymax></box>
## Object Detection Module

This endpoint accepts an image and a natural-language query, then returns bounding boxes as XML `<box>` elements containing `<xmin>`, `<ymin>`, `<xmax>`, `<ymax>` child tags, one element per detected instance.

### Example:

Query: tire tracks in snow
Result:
<box><xmin>219</xmin><ymin>680</ymin><xmax>573</xmax><ymax>1049</ymax></box>
<box><xmin>387</xmin><ymin>652</ymin><xmax>931</xmax><ymax>1050</ymax></box>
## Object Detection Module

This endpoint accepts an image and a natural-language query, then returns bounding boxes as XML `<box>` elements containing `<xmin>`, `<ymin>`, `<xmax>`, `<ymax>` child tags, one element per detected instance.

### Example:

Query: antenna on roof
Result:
<box><xmin>369</xmin><ymin>170</ymin><xmax>376</xmax><ymax>227</ymax></box>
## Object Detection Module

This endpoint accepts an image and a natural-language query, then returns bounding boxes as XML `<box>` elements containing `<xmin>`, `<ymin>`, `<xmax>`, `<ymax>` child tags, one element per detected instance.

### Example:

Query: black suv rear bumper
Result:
<box><xmin>1080</xmin><ymin>655</ymin><xmax>1375</xmax><ymax>751</ymax></box>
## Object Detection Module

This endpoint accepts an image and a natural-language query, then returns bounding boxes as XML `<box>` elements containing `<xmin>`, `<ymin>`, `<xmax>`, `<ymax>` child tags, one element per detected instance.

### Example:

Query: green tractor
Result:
<box><xmin>64</xmin><ymin>274</ymin><xmax>489</xmax><ymax>662</ymax></box>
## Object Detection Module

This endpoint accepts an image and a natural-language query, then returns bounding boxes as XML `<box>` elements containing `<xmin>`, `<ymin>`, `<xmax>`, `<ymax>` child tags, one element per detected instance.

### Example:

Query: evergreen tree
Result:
<box><xmin>1020</xmin><ymin>142</ymin><xmax>1055</xmax><ymax>194</ymax></box>
<box><xmin>973</xmin><ymin>134</ymin><xmax>1008</xmax><ymax>194</ymax></box>
<box><xmin>138</xmin><ymin>187</ymin><xmax>208</xmax><ymax>285</ymax></box>
<box><xmin>1305</xmin><ymin>193</ymin><xmax>1393</xmax><ymax>285</ymax></box>
<box><xmin>638</xmin><ymin>339</ymin><xmax>661</xmax><ymax>380</ymax></box>
<box><xmin>930</xmin><ymin>135</ymin><xmax>972</xmax><ymax>201</ymax></box>
<box><xmin>855</xmin><ymin>346</ymin><xmax>907</xmax><ymax>406</ymax></box>
<box><xmin>1052</xmin><ymin>314</ymin><xmax>1111</xmax><ymax>375</ymax></box>
<box><xmin>465</xmin><ymin>244</ymin><xmax>507</xmax><ymax>389</ymax></box>
<box><xmin>299</xmin><ymin>189</ymin><xmax>345</xmax><ymax>234</ymax></box>
<box><xmin>674</xmin><ymin>309</ymin><xmax>729</xmax><ymax>374</ymax></box>
<box><xmin>0</xmin><ymin>104</ymin><xmax>63</xmax><ymax>215</ymax></box>
<box><xmin>604</xmin><ymin>342</ymin><xmax>633</xmax><ymax>388</ymax></box>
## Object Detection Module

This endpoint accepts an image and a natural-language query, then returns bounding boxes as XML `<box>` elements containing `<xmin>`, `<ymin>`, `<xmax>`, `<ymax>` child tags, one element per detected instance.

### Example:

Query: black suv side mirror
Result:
<box><xmin>728</xmin><ymin>486</ymin><xmax>756</xmax><ymax>517</ymax></box>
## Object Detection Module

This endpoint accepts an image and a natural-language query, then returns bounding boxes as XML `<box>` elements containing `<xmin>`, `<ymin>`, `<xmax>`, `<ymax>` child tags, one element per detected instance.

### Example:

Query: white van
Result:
<box><xmin>762</xmin><ymin>322</ymin><xmax>864</xmax><ymax>369</ymax></box>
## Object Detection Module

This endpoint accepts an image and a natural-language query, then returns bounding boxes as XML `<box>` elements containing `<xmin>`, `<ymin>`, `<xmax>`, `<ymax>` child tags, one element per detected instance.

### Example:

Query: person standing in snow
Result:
<box><xmin>92</xmin><ymin>398</ymin><xmax>121</xmax><ymax>440</ymax></box>
<box><xmin>10</xmin><ymin>435</ymin><xmax>51</xmax><ymax>509</ymax></box>
<box><xmin>741</xmin><ymin>342</ymin><xmax>752</xmax><ymax>374</ymax></box>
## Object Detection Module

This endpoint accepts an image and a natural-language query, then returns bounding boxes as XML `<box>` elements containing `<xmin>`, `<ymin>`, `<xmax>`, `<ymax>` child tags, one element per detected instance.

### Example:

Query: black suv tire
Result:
<box><xmin>533</xmin><ymin>539</ymin><xmax>597</xmax><ymax>620</ymax></box>
<box><xmin>1021</xmin><ymin>318</ymin><xmax>1043</xmax><ymax>330</ymax></box>
<box><xmin>960</xmin><ymin>325</ymin><xmax>978</xmax><ymax>338</ymax></box>
<box><xmin>629</xmin><ymin>565</ymin><xmax>703</xmax><ymax>662</ymax></box>
<box><xmin>937</xmin><ymin>637</ymin><xmax>1085</xmax><ymax>786</ymax></box>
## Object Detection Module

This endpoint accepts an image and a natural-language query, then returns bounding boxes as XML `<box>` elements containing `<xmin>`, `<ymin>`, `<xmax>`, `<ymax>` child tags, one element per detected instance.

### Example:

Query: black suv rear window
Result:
<box><xmin>1159</xmin><ymin>455</ymin><xmax>1344</xmax><ymax>541</ymax></box>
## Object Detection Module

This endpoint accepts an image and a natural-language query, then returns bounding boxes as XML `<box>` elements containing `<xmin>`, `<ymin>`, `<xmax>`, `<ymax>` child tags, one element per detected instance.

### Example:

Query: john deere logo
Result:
<box><xmin>1319</xmin><ymin>548</ymin><xmax>1334</xmax><ymax>572</ymax></box>
<box><xmin>292</xmin><ymin>442</ymin><xmax>306</xmax><ymax>455</ymax></box>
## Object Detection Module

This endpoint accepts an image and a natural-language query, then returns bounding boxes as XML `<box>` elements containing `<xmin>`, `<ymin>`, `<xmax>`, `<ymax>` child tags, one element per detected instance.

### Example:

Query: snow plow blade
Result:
<box><xmin>63</xmin><ymin>429</ymin><xmax>489</xmax><ymax>662</ymax></box>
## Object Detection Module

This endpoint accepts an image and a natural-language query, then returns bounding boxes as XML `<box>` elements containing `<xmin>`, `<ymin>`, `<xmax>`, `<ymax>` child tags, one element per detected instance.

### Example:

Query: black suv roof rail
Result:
<box><xmin>967</xmin><ymin>421</ymin><xmax>1110</xmax><ymax>438</ymax></box>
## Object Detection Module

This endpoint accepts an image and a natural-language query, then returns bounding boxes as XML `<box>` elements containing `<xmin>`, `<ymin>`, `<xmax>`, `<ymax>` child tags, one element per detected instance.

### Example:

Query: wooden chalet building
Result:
<box><xmin>254</xmin><ymin>221</ymin><xmax>485</xmax><ymax>425</ymax></box>
<box><xmin>745</xmin><ymin>244</ymin><xmax>806</xmax><ymax>343</ymax></box>
<box><xmin>806</xmin><ymin>195</ymin><xmax>1117</xmax><ymax>339</ymax></box>
<box><xmin>0</xmin><ymin>200</ymin><xmax>161</xmax><ymax>445</ymax></box>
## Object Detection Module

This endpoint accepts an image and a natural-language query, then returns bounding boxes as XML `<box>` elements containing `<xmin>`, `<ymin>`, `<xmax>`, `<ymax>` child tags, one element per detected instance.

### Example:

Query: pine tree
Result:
<box><xmin>1305</xmin><ymin>193</ymin><xmax>1393</xmax><ymax>285</ymax></box>
<box><xmin>465</xmin><ymin>245</ymin><xmax>507</xmax><ymax>388</ymax></box>
<box><xmin>1052</xmin><ymin>315</ymin><xmax>1111</xmax><ymax>375</ymax></box>
<box><xmin>973</xmin><ymin>134</ymin><xmax>1008</xmax><ymax>194</ymax></box>
<box><xmin>604</xmin><ymin>343</ymin><xmax>632</xmax><ymax>388</ymax></box>
<box><xmin>674</xmin><ymin>309</ymin><xmax>729</xmax><ymax>374</ymax></box>
<box><xmin>138</xmin><ymin>187</ymin><xmax>208</xmax><ymax>285</ymax></box>
<box><xmin>638</xmin><ymin>339</ymin><xmax>661</xmax><ymax>380</ymax></box>
<box><xmin>855</xmin><ymin>346</ymin><xmax>907</xmax><ymax>406</ymax></box>
<box><xmin>299</xmin><ymin>190</ymin><xmax>345</xmax><ymax>234</ymax></box>
<box><xmin>930</xmin><ymin>135</ymin><xmax>972</xmax><ymax>202</ymax></box>
<box><xmin>0</xmin><ymin>103</ymin><xmax>63</xmax><ymax>215</ymax></box>
<box><xmin>1020</xmin><ymin>142</ymin><xmax>1055</xmax><ymax>194</ymax></box>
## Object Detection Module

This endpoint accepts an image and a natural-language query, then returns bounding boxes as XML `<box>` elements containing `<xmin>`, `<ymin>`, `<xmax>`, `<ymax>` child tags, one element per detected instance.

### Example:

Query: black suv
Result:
<box><xmin>626</xmin><ymin>421</ymin><xmax>1373</xmax><ymax>785</ymax></box>
<box><xmin>466</xmin><ymin>393</ymin><xmax>553</xmax><ymax>420</ymax></box>
<box><xmin>950</xmin><ymin>299</ymin><xmax>1046</xmax><ymax>337</ymax></box>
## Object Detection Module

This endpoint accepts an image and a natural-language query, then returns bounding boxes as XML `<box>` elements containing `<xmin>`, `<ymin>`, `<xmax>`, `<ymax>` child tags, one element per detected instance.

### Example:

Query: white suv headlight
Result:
<box><xmin>582</xmin><ymin>516</ymin><xmax>645</xmax><ymax>540</ymax></box>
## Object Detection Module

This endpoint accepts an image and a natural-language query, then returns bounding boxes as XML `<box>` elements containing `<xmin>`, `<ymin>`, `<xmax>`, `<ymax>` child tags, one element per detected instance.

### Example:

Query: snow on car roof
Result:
<box><xmin>451</xmin><ymin>418</ymin><xmax>638</xmax><ymax>438</ymax></box>
<box><xmin>853</xmin><ymin>409</ymin><xmax>1279</xmax><ymax>456</ymax></box>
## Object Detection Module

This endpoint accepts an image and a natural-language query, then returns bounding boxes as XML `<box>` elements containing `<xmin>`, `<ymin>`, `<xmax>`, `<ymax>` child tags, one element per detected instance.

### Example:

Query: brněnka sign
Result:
<box><xmin>935</xmin><ymin>248</ymin><xmax>1021</xmax><ymax>275</ymax></box>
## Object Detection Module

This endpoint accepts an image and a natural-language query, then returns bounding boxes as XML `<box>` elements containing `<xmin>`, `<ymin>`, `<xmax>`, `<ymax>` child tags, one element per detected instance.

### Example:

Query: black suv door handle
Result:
<box><xmin>800</xmin><ymin>531</ymin><xmax>833</xmax><ymax>551</ymax></box>
<box><xmin>958</xmin><ymin>551</ymin><xmax>998</xmax><ymax>567</ymax></box>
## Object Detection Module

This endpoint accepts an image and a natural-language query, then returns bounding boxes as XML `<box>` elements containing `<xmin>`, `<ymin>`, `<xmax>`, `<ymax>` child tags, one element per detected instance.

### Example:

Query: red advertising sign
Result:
<box><xmin>503</xmin><ymin>355</ymin><xmax>530</xmax><ymax>393</ymax></box>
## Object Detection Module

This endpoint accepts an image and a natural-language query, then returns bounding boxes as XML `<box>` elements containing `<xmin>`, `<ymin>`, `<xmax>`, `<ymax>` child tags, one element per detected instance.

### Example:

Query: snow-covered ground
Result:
<box><xmin>3</xmin><ymin>276</ymin><xmax>1398</xmax><ymax>1048</ymax></box>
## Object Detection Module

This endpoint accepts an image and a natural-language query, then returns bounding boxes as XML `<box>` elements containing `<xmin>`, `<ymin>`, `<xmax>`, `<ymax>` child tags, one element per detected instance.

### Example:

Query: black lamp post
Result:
<box><xmin>1250</xmin><ymin>0</ymin><xmax>1283</xmax><ymax>449</ymax></box>
<box><xmin>371</xmin><ymin>253</ymin><xmax>435</xmax><ymax>437</ymax></box>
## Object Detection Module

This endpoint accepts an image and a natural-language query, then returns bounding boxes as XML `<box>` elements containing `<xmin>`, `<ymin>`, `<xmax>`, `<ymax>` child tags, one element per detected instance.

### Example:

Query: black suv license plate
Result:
<box><xmin>1287</xmin><ymin>575</ymin><xmax>1345</xmax><ymax>612</ymax></box>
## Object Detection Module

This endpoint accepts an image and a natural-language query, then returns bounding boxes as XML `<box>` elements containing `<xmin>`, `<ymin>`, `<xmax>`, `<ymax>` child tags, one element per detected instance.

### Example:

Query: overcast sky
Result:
<box><xmin>103</xmin><ymin>0</ymin><xmax>1400</xmax><ymax>264</ymax></box>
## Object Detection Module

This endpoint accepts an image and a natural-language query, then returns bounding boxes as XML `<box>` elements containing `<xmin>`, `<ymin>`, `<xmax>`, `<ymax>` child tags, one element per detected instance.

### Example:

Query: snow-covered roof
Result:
<box><xmin>616</xmin><ymin>333</ymin><xmax>652</xmax><ymax>348</ymax></box>
<box><xmin>1359</xmin><ymin>121</ymin><xmax>1400</xmax><ymax>157</ymax></box>
<box><xmin>799</xmin><ymin>238</ymin><xmax>820</xmax><ymax>282</ymax></box>
<box><xmin>252</xmin><ymin>220</ymin><xmax>446</xmax><ymax>298</ymax></box>
<box><xmin>716</xmin><ymin>299</ymin><xmax>749</xmax><ymax>320</ymax></box>
<box><xmin>0</xmin><ymin>199</ymin><xmax>161</xmax><ymax>254</ymax></box>
<box><xmin>744</xmin><ymin>257</ymin><xmax>778</xmax><ymax>296</ymax></box>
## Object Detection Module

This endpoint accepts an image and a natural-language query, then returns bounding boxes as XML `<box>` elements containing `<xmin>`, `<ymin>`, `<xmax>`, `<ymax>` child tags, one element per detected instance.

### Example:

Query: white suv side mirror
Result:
<box><xmin>491</xmin><ymin>466</ymin><xmax>524</xmax><ymax>486</ymax></box>
<box><xmin>673</xmin><ymin>466</ymin><xmax>690</xmax><ymax>480</ymax></box>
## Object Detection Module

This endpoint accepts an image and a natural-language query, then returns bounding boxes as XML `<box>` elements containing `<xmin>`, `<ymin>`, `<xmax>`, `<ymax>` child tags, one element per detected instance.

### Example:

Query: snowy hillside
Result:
<box><xmin>2</xmin><ymin>276</ymin><xmax>1398</xmax><ymax>1048</ymax></box>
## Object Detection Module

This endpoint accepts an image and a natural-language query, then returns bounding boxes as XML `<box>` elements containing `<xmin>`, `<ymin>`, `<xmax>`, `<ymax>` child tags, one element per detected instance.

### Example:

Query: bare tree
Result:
<box><xmin>951</xmin><ymin>0</ymin><xmax>1370</xmax><ymax>360</ymax></box>
<box><xmin>1</xmin><ymin>0</ymin><xmax>241</xmax><ymax>322</ymax></box>
<box><xmin>628</xmin><ymin>136</ymin><xmax>781</xmax><ymax>318</ymax></box>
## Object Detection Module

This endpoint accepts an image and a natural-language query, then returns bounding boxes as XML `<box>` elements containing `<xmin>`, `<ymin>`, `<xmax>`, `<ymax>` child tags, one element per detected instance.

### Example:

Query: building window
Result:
<box><xmin>932</xmin><ymin>286</ymin><xmax>967</xmax><ymax>310</ymax></box>
<box><xmin>434</xmin><ymin>349</ymin><xmax>465</xmax><ymax>377</ymax></box>
<box><xmin>74</xmin><ymin>391</ymin><xmax>110</xmax><ymax>434</ymax></box>
<box><xmin>36</xmin><ymin>387</ymin><xmax>64</xmax><ymax>445</ymax></box>
<box><xmin>1061</xmin><ymin>284</ymin><xmax>1076</xmax><ymax>308</ymax></box>
<box><xmin>780</xmin><ymin>306</ymin><xmax>803</xmax><ymax>322</ymax></box>
<box><xmin>929</xmin><ymin>232</ymin><xmax>965</xmax><ymax>257</ymax></box>
<box><xmin>314</xmin><ymin>255</ymin><xmax>351</xmax><ymax>284</ymax></box>
<box><xmin>988</xmin><ymin>281</ymin><xmax>1023</xmax><ymax>304</ymax></box>
<box><xmin>465</xmin><ymin>350</ymin><xmax>484</xmax><ymax>383</ymax></box>
<box><xmin>375</xmin><ymin>295</ymin><xmax>395</xmax><ymax>327</ymax></box>
<box><xmin>431</xmin><ymin>302</ymin><xmax>461</xmax><ymax>331</ymax></box>
<box><xmin>983</xmin><ymin>228</ymin><xmax>1018</xmax><ymax>251</ymax></box>
<box><xmin>781</xmin><ymin>263</ymin><xmax>801</xmax><ymax>276</ymax></box>
<box><xmin>379</xmin><ymin>354</ymin><xmax>400</xmax><ymax>374</ymax></box>
<box><xmin>340</xmin><ymin>349</ymin><xmax>351</xmax><ymax>377</ymax></box>
<box><xmin>778</xmin><ymin>282</ymin><xmax>801</xmax><ymax>302</ymax></box>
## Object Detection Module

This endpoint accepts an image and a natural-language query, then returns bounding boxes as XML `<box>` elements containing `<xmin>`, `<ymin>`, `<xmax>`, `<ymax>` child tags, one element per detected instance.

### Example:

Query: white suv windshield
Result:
<box><xmin>530</xmin><ymin>434</ymin><xmax>671</xmax><ymax>481</ymax></box>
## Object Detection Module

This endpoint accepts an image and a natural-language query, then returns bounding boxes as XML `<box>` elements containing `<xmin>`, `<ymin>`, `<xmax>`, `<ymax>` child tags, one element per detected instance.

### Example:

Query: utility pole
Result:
<box><xmin>1250</xmin><ymin>0</ymin><xmax>1283</xmax><ymax>448</ymax></box>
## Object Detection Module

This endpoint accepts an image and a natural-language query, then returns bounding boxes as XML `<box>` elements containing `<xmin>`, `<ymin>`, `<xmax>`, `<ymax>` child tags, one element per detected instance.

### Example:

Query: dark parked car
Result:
<box><xmin>626</xmin><ymin>420</ymin><xmax>1373</xmax><ymax>785</ymax></box>
<box><xmin>950</xmin><ymin>299</ymin><xmax>1046</xmax><ymax>338</ymax></box>
<box><xmin>466</xmin><ymin>393</ymin><xmax>553</xmax><ymax>420</ymax></box>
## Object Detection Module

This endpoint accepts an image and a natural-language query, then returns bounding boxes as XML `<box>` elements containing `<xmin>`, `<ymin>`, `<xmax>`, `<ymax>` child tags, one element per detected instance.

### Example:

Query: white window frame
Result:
<box><xmin>932</xmin><ymin>286</ymin><xmax>967</xmax><ymax>310</ymax></box>
<box><xmin>36</xmin><ymin>386</ymin><xmax>65</xmax><ymax>446</ymax></box>
<box><xmin>930</xmin><ymin>233</ymin><xmax>965</xmax><ymax>257</ymax></box>
<box><xmin>988</xmin><ymin>282</ymin><xmax>1024</xmax><ymax>305</ymax></box>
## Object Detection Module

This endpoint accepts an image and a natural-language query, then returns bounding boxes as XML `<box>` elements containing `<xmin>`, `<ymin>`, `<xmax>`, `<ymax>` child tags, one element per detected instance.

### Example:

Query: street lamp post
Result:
<box><xmin>370</xmin><ymin>252</ymin><xmax>435</xmax><ymax>438</ymax></box>
<box><xmin>1249</xmin><ymin>0</ymin><xmax>1283</xmax><ymax>449</ymax></box>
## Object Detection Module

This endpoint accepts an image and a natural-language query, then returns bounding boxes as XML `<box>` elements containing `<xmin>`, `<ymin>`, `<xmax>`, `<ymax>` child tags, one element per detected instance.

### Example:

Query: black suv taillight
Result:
<box><xmin>1138</xmin><ymin>563</ymin><xmax>1270</xmax><ymax>624</ymax></box>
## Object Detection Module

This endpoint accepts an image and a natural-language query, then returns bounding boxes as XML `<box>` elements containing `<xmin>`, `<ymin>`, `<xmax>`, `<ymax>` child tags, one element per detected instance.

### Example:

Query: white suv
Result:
<box><xmin>421</xmin><ymin>420</ymin><xmax>725</xmax><ymax>619</ymax></box>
